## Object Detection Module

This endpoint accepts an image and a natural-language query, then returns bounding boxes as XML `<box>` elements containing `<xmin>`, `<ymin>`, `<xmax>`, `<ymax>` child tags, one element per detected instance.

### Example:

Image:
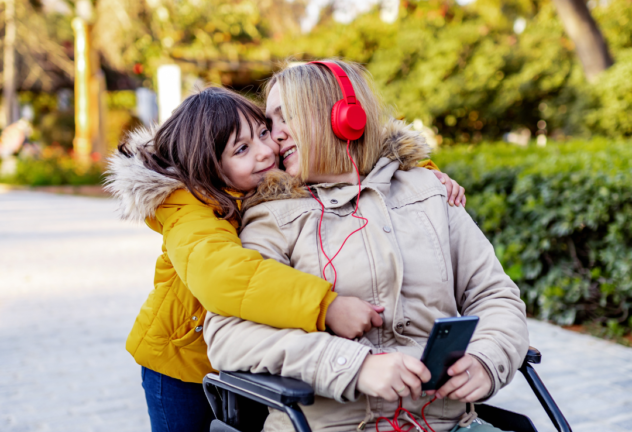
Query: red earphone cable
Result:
<box><xmin>308</xmin><ymin>140</ymin><xmax>368</xmax><ymax>291</ymax></box>
<box><xmin>309</xmin><ymin>137</ymin><xmax>437</xmax><ymax>430</ymax></box>
<box><xmin>375</xmin><ymin>396</ymin><xmax>437</xmax><ymax>432</ymax></box>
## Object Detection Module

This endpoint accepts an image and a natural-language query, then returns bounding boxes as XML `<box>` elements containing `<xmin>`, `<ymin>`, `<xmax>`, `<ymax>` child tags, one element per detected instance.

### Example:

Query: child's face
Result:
<box><xmin>220</xmin><ymin>112</ymin><xmax>279</xmax><ymax>192</ymax></box>
<box><xmin>266</xmin><ymin>83</ymin><xmax>301</xmax><ymax>178</ymax></box>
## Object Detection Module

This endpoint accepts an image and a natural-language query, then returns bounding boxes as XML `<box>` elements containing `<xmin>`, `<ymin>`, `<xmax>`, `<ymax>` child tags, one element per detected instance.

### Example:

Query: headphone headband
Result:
<box><xmin>309</xmin><ymin>61</ymin><xmax>358</xmax><ymax>105</ymax></box>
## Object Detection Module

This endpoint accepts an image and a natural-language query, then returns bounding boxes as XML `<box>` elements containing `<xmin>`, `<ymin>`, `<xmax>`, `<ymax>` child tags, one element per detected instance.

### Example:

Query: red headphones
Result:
<box><xmin>305</xmin><ymin>61</ymin><xmax>369</xmax><ymax>291</ymax></box>
<box><xmin>309</xmin><ymin>61</ymin><xmax>367</xmax><ymax>141</ymax></box>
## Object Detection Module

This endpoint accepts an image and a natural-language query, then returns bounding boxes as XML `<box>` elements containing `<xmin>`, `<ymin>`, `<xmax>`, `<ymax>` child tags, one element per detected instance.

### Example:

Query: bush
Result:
<box><xmin>584</xmin><ymin>49</ymin><xmax>632</xmax><ymax>137</ymax></box>
<box><xmin>1</xmin><ymin>146</ymin><xmax>104</xmax><ymax>186</ymax></box>
<box><xmin>272</xmin><ymin>0</ymin><xmax>632</xmax><ymax>140</ymax></box>
<box><xmin>432</xmin><ymin>139</ymin><xmax>632</xmax><ymax>335</ymax></box>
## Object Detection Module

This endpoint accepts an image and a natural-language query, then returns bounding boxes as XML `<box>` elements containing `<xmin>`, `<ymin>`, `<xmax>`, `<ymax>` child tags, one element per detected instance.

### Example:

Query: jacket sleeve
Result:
<box><xmin>159</xmin><ymin>203</ymin><xmax>336</xmax><ymax>333</ymax></box>
<box><xmin>447</xmin><ymin>203</ymin><xmax>529</xmax><ymax>399</ymax></box>
<box><xmin>205</xmin><ymin>204</ymin><xmax>371</xmax><ymax>401</ymax></box>
<box><xmin>204</xmin><ymin>313</ymin><xmax>371</xmax><ymax>402</ymax></box>
<box><xmin>417</xmin><ymin>159</ymin><xmax>440</xmax><ymax>171</ymax></box>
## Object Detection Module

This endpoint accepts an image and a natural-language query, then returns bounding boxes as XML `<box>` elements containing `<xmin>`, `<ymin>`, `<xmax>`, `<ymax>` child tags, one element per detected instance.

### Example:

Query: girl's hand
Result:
<box><xmin>432</xmin><ymin>171</ymin><xmax>466</xmax><ymax>207</ymax></box>
<box><xmin>357</xmin><ymin>353</ymin><xmax>431</xmax><ymax>402</ymax></box>
<box><xmin>432</xmin><ymin>354</ymin><xmax>492</xmax><ymax>403</ymax></box>
<box><xmin>325</xmin><ymin>296</ymin><xmax>384</xmax><ymax>339</ymax></box>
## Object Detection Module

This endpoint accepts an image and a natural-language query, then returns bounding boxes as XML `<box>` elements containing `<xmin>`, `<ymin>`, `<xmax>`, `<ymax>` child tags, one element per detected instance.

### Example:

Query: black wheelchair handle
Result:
<box><xmin>519</xmin><ymin>360</ymin><xmax>572</xmax><ymax>432</ymax></box>
<box><xmin>525</xmin><ymin>346</ymin><xmax>542</xmax><ymax>365</ymax></box>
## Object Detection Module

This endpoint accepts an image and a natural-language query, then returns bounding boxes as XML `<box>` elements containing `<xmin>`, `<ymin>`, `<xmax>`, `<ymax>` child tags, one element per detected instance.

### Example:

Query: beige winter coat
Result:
<box><xmin>204</xmin><ymin>120</ymin><xmax>529</xmax><ymax>432</ymax></box>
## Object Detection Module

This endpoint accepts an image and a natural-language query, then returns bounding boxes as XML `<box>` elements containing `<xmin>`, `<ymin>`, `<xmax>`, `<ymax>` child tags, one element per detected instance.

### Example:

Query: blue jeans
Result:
<box><xmin>141</xmin><ymin>366</ymin><xmax>215</xmax><ymax>432</ymax></box>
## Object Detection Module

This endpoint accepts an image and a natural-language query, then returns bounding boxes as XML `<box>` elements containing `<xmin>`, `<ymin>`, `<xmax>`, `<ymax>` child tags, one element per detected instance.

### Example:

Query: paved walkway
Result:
<box><xmin>1</xmin><ymin>190</ymin><xmax>631</xmax><ymax>432</ymax></box>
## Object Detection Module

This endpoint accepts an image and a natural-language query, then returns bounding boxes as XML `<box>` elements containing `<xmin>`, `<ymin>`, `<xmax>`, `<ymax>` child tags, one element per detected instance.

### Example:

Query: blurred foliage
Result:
<box><xmin>583</xmin><ymin>49</ymin><xmax>632</xmax><ymax>137</ymax></box>
<box><xmin>1</xmin><ymin>145</ymin><xmax>103</xmax><ymax>186</ymax></box>
<box><xmin>432</xmin><ymin>140</ymin><xmax>632</xmax><ymax>333</ymax></box>
<box><xmin>0</xmin><ymin>0</ymin><xmax>74</xmax><ymax>92</ymax></box>
<box><xmin>18</xmin><ymin>92</ymin><xmax>75</xmax><ymax>149</ymax></box>
<box><xmin>16</xmin><ymin>90</ymin><xmax>140</xmax><ymax>151</ymax></box>
<box><xmin>9</xmin><ymin>0</ymin><xmax>630</xmax><ymax>141</ymax></box>
<box><xmin>4</xmin><ymin>0</ymin><xmax>631</xmax><ymax>155</ymax></box>
<box><xmin>105</xmin><ymin>91</ymin><xmax>143</xmax><ymax>150</ymax></box>
<box><xmin>92</xmin><ymin>0</ymin><xmax>307</xmax><ymax>88</ymax></box>
<box><xmin>273</xmin><ymin>0</ymin><xmax>632</xmax><ymax>141</ymax></box>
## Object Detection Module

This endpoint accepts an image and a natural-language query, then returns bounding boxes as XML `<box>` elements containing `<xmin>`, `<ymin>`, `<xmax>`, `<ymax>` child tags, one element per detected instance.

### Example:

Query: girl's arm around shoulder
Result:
<box><xmin>446</xmin><ymin>203</ymin><xmax>529</xmax><ymax>398</ymax></box>
<box><xmin>159</xmin><ymin>201</ymin><xmax>335</xmax><ymax>333</ymax></box>
<box><xmin>204</xmin><ymin>312</ymin><xmax>371</xmax><ymax>402</ymax></box>
<box><xmin>242</xmin><ymin>202</ymin><xmax>388</xmax><ymax>340</ymax></box>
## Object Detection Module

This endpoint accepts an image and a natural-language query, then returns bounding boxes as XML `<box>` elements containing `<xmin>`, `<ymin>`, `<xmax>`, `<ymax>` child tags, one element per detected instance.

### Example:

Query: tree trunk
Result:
<box><xmin>552</xmin><ymin>0</ymin><xmax>614</xmax><ymax>82</ymax></box>
<box><xmin>3</xmin><ymin>0</ymin><xmax>18</xmax><ymax>127</ymax></box>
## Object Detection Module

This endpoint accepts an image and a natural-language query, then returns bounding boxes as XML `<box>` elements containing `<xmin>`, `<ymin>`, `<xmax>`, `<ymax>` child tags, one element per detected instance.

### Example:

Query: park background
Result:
<box><xmin>1</xmin><ymin>0</ymin><xmax>632</xmax><ymax>431</ymax></box>
<box><xmin>2</xmin><ymin>0</ymin><xmax>631</xmax><ymax>342</ymax></box>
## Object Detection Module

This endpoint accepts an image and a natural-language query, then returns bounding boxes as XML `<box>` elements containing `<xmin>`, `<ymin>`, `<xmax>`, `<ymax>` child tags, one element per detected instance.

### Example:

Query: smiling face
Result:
<box><xmin>220</xmin><ymin>112</ymin><xmax>279</xmax><ymax>192</ymax></box>
<box><xmin>265</xmin><ymin>61</ymin><xmax>384</xmax><ymax>184</ymax></box>
<box><xmin>265</xmin><ymin>83</ymin><xmax>301</xmax><ymax>177</ymax></box>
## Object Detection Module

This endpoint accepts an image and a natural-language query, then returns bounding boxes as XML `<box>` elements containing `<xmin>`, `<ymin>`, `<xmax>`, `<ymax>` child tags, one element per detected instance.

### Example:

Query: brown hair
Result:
<box><xmin>118</xmin><ymin>86</ymin><xmax>266</xmax><ymax>223</ymax></box>
<box><xmin>265</xmin><ymin>59</ymin><xmax>390</xmax><ymax>180</ymax></box>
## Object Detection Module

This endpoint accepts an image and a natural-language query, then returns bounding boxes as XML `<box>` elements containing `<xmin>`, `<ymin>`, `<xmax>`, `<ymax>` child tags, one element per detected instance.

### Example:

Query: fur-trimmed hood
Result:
<box><xmin>105</xmin><ymin>126</ymin><xmax>185</xmax><ymax>222</ymax></box>
<box><xmin>377</xmin><ymin>117</ymin><xmax>431</xmax><ymax>171</ymax></box>
<box><xmin>245</xmin><ymin>118</ymin><xmax>431</xmax><ymax>209</ymax></box>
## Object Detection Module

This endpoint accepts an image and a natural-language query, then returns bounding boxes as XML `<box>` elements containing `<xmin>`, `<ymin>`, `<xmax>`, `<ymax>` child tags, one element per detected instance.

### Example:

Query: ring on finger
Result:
<box><xmin>465</xmin><ymin>369</ymin><xmax>471</xmax><ymax>381</ymax></box>
<box><xmin>396</xmin><ymin>387</ymin><xmax>407</xmax><ymax>394</ymax></box>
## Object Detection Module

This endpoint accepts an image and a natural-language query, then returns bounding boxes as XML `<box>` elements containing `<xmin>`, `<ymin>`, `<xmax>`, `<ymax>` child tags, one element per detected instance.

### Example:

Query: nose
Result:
<box><xmin>271</xmin><ymin>122</ymin><xmax>287</xmax><ymax>144</ymax></box>
<box><xmin>256</xmin><ymin>140</ymin><xmax>274</xmax><ymax>162</ymax></box>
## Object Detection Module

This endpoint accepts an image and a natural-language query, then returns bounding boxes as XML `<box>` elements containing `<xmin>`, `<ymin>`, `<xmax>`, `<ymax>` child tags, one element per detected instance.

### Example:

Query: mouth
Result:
<box><xmin>255</xmin><ymin>161</ymin><xmax>276</xmax><ymax>174</ymax></box>
<box><xmin>281</xmin><ymin>146</ymin><xmax>297</xmax><ymax>163</ymax></box>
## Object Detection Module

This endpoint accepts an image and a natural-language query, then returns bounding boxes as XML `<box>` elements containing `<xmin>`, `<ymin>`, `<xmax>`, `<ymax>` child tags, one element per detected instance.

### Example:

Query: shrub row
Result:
<box><xmin>432</xmin><ymin>139</ymin><xmax>632</xmax><ymax>335</ymax></box>
<box><xmin>1</xmin><ymin>146</ymin><xmax>104</xmax><ymax>186</ymax></box>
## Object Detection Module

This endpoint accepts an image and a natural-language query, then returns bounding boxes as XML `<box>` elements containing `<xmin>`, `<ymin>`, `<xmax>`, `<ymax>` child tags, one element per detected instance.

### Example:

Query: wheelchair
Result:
<box><xmin>203</xmin><ymin>347</ymin><xmax>572</xmax><ymax>432</ymax></box>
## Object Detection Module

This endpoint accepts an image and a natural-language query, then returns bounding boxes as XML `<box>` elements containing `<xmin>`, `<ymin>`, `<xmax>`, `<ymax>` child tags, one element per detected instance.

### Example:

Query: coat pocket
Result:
<box><xmin>416</xmin><ymin>211</ymin><xmax>448</xmax><ymax>282</ymax></box>
<box><xmin>170</xmin><ymin>325</ymin><xmax>204</xmax><ymax>347</ymax></box>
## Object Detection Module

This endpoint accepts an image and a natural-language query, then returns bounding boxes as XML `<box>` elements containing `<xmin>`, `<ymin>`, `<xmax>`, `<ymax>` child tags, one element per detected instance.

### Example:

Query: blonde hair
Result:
<box><xmin>265</xmin><ymin>59</ymin><xmax>389</xmax><ymax>180</ymax></box>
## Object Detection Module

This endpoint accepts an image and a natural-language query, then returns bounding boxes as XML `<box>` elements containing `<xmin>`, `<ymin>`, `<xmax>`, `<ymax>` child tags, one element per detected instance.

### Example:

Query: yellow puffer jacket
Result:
<box><xmin>107</xmin><ymin>128</ymin><xmax>336</xmax><ymax>383</ymax></box>
<box><xmin>106</xmin><ymin>126</ymin><xmax>439</xmax><ymax>384</ymax></box>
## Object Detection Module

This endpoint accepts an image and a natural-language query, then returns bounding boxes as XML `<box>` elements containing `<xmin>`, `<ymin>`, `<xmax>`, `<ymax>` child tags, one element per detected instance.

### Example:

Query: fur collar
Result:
<box><xmin>244</xmin><ymin>118</ymin><xmax>430</xmax><ymax>210</ymax></box>
<box><xmin>104</xmin><ymin>126</ymin><xmax>185</xmax><ymax>221</ymax></box>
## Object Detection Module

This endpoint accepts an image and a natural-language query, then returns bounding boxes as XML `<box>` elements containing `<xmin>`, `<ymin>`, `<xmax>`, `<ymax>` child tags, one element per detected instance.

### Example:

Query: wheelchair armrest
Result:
<box><xmin>525</xmin><ymin>346</ymin><xmax>542</xmax><ymax>365</ymax></box>
<box><xmin>219</xmin><ymin>371</ymin><xmax>315</xmax><ymax>406</ymax></box>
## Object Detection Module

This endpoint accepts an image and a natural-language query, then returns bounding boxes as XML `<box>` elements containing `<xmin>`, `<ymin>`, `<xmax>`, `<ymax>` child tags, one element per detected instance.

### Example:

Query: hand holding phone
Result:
<box><xmin>420</xmin><ymin>316</ymin><xmax>479</xmax><ymax>391</ymax></box>
<box><xmin>434</xmin><ymin>352</ymin><xmax>493</xmax><ymax>402</ymax></box>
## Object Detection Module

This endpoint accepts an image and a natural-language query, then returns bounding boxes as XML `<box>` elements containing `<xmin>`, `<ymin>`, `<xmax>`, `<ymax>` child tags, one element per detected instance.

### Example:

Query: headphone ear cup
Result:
<box><xmin>331</xmin><ymin>100</ymin><xmax>367</xmax><ymax>141</ymax></box>
<box><xmin>331</xmin><ymin>100</ymin><xmax>347</xmax><ymax>141</ymax></box>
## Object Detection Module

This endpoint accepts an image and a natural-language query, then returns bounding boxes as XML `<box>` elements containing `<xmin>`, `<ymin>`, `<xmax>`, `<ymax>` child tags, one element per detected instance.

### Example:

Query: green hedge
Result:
<box><xmin>432</xmin><ymin>139</ymin><xmax>632</xmax><ymax>336</ymax></box>
<box><xmin>1</xmin><ymin>147</ymin><xmax>104</xmax><ymax>186</ymax></box>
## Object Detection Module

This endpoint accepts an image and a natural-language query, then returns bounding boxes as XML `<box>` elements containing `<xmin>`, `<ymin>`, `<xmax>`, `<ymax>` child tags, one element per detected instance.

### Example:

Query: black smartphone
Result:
<box><xmin>420</xmin><ymin>316</ymin><xmax>479</xmax><ymax>390</ymax></box>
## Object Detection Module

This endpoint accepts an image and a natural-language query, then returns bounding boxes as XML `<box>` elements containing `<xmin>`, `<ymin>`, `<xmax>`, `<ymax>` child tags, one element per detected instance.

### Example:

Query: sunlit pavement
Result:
<box><xmin>1</xmin><ymin>190</ymin><xmax>631</xmax><ymax>432</ymax></box>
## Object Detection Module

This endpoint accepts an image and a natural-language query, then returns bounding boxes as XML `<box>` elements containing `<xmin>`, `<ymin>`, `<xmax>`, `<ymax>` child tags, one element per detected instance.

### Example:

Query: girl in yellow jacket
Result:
<box><xmin>106</xmin><ymin>86</ymin><xmax>464</xmax><ymax>432</ymax></box>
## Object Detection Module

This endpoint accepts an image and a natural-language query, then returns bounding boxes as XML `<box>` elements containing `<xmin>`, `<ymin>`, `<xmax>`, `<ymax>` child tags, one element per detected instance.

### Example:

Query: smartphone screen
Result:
<box><xmin>420</xmin><ymin>316</ymin><xmax>479</xmax><ymax>390</ymax></box>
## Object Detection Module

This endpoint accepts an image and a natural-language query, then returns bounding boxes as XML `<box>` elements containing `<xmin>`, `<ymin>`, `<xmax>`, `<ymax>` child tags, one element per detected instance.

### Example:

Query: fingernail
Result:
<box><xmin>441</xmin><ymin>179</ymin><xmax>446</xmax><ymax>183</ymax></box>
<box><xmin>449</xmin><ymin>201</ymin><xmax>454</xmax><ymax>206</ymax></box>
